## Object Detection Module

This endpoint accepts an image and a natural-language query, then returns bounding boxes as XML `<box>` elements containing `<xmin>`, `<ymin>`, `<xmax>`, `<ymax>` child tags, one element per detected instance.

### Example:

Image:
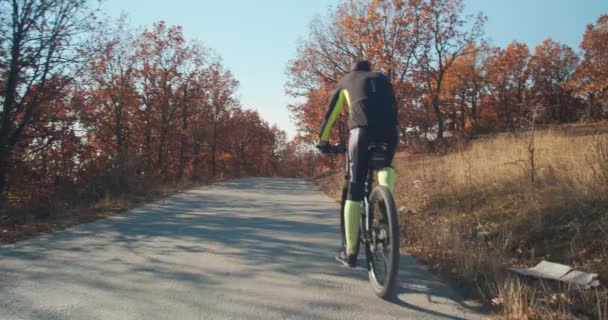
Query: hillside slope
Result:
<box><xmin>317</xmin><ymin>123</ymin><xmax>608</xmax><ymax>319</ymax></box>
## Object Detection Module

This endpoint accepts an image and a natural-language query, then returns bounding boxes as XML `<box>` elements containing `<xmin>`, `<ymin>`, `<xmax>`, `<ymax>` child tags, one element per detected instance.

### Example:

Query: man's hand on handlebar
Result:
<box><xmin>316</xmin><ymin>140</ymin><xmax>330</xmax><ymax>153</ymax></box>
<box><xmin>316</xmin><ymin>141</ymin><xmax>347</xmax><ymax>154</ymax></box>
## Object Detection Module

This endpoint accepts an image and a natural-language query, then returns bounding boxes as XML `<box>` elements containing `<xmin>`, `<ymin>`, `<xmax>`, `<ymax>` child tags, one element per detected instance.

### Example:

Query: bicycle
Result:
<box><xmin>318</xmin><ymin>143</ymin><xmax>400</xmax><ymax>299</ymax></box>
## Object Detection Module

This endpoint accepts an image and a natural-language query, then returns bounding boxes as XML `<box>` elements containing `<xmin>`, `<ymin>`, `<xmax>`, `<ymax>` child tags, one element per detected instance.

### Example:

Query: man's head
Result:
<box><xmin>350</xmin><ymin>60</ymin><xmax>371</xmax><ymax>72</ymax></box>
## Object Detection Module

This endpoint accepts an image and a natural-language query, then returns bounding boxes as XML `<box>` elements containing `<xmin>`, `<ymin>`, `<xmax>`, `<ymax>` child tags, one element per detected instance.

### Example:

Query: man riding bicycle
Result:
<box><xmin>317</xmin><ymin>60</ymin><xmax>400</xmax><ymax>268</ymax></box>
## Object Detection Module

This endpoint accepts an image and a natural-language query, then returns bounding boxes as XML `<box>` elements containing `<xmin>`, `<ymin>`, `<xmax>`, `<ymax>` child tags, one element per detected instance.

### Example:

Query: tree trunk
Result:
<box><xmin>192</xmin><ymin>135</ymin><xmax>202</xmax><ymax>180</ymax></box>
<box><xmin>449</xmin><ymin>107</ymin><xmax>457</xmax><ymax>132</ymax></box>
<box><xmin>177</xmin><ymin>85</ymin><xmax>189</xmax><ymax>180</ymax></box>
<box><xmin>471</xmin><ymin>96</ymin><xmax>478</xmax><ymax>131</ymax></box>
<box><xmin>144</xmin><ymin>109</ymin><xmax>152</xmax><ymax>172</ymax></box>
<box><xmin>0</xmin><ymin>154</ymin><xmax>9</xmax><ymax>210</ymax></box>
<box><xmin>433</xmin><ymin>95</ymin><xmax>444</xmax><ymax>140</ymax></box>
<box><xmin>114</xmin><ymin>96</ymin><xmax>127</xmax><ymax>190</ymax></box>
<box><xmin>459</xmin><ymin>102</ymin><xmax>466</xmax><ymax>132</ymax></box>
<box><xmin>211</xmin><ymin>122</ymin><xmax>218</xmax><ymax>177</ymax></box>
<box><xmin>0</xmin><ymin>17</ymin><xmax>22</xmax><ymax>207</ymax></box>
<box><xmin>178</xmin><ymin>138</ymin><xmax>186</xmax><ymax>180</ymax></box>
<box><xmin>157</xmin><ymin>126</ymin><xmax>167</xmax><ymax>171</ymax></box>
<box><xmin>588</xmin><ymin>93</ymin><xmax>595</xmax><ymax>120</ymax></box>
<box><xmin>191</xmin><ymin>126</ymin><xmax>206</xmax><ymax>180</ymax></box>
<box><xmin>157</xmin><ymin>78</ymin><xmax>172</xmax><ymax>174</ymax></box>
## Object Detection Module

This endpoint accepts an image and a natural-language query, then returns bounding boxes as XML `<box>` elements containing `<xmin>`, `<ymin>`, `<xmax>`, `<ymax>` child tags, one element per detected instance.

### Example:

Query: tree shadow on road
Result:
<box><xmin>0</xmin><ymin>178</ymin><xmax>485</xmax><ymax>319</ymax></box>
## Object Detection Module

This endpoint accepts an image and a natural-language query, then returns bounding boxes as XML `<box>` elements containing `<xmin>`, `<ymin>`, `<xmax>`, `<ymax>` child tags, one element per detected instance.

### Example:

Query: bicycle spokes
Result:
<box><xmin>372</xmin><ymin>244</ymin><xmax>389</xmax><ymax>285</ymax></box>
<box><xmin>370</xmin><ymin>217</ymin><xmax>391</xmax><ymax>285</ymax></box>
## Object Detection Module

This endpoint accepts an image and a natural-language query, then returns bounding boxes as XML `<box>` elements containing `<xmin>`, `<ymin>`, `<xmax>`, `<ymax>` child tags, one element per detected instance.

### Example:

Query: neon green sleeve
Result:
<box><xmin>319</xmin><ymin>90</ymin><xmax>347</xmax><ymax>141</ymax></box>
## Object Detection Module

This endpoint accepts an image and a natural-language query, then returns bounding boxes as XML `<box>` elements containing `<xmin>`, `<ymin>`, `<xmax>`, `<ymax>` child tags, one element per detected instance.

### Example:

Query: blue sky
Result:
<box><xmin>101</xmin><ymin>0</ymin><xmax>608</xmax><ymax>138</ymax></box>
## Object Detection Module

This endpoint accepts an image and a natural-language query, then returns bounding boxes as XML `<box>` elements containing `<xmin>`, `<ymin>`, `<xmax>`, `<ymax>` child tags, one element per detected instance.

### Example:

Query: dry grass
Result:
<box><xmin>317</xmin><ymin>123</ymin><xmax>608</xmax><ymax>319</ymax></box>
<box><xmin>400</xmin><ymin>125</ymin><xmax>608</xmax><ymax>319</ymax></box>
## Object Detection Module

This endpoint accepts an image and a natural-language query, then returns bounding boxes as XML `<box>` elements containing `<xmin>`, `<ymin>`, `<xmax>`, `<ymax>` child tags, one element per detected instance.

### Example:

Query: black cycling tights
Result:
<box><xmin>346</xmin><ymin>126</ymin><xmax>399</xmax><ymax>202</ymax></box>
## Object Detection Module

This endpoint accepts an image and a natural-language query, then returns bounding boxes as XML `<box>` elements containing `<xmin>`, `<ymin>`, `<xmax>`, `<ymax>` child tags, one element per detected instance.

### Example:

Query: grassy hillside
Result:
<box><xmin>317</xmin><ymin>122</ymin><xmax>608</xmax><ymax>319</ymax></box>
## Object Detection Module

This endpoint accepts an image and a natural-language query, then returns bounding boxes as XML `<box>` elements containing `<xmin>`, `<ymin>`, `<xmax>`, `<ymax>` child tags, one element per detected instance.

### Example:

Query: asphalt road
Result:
<box><xmin>0</xmin><ymin>178</ymin><xmax>486</xmax><ymax>320</ymax></box>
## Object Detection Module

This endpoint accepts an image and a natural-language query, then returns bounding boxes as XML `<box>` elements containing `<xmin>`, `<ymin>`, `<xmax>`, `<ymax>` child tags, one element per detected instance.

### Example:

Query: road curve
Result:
<box><xmin>0</xmin><ymin>178</ymin><xmax>486</xmax><ymax>320</ymax></box>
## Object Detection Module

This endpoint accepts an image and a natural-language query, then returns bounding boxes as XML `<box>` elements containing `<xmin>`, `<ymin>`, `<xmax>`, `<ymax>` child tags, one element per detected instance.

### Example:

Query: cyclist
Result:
<box><xmin>317</xmin><ymin>60</ymin><xmax>400</xmax><ymax>268</ymax></box>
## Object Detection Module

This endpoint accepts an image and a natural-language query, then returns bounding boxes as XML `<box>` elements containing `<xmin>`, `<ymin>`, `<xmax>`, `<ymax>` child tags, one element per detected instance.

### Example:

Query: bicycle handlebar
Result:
<box><xmin>316</xmin><ymin>143</ymin><xmax>347</xmax><ymax>154</ymax></box>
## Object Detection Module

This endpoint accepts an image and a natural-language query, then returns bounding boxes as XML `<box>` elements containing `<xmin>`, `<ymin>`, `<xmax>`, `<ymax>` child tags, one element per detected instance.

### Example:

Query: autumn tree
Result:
<box><xmin>288</xmin><ymin>0</ymin><xmax>422</xmax><ymax>144</ymax></box>
<box><xmin>136</xmin><ymin>21</ymin><xmax>190</xmax><ymax>176</ymax></box>
<box><xmin>286</xmin><ymin>2</ymin><xmax>605</xmax><ymax>156</ymax></box>
<box><xmin>175</xmin><ymin>44</ymin><xmax>209</xmax><ymax>180</ymax></box>
<box><xmin>529</xmin><ymin>38</ymin><xmax>580</xmax><ymax>123</ymax></box>
<box><xmin>414</xmin><ymin>0</ymin><xmax>485</xmax><ymax>141</ymax></box>
<box><xmin>0</xmin><ymin>0</ymin><xmax>95</xmax><ymax>208</ymax></box>
<box><xmin>572</xmin><ymin>15</ymin><xmax>608</xmax><ymax>119</ymax></box>
<box><xmin>83</xmin><ymin>17</ymin><xmax>141</xmax><ymax>189</ymax></box>
<box><xmin>7</xmin><ymin>83</ymin><xmax>95</xmax><ymax>209</ymax></box>
<box><xmin>441</xmin><ymin>43</ymin><xmax>488</xmax><ymax>133</ymax></box>
<box><xmin>287</xmin><ymin>0</ymin><xmax>484</xmax><ymax>148</ymax></box>
<box><xmin>484</xmin><ymin>41</ymin><xmax>531</xmax><ymax>129</ymax></box>
<box><xmin>270</xmin><ymin>126</ymin><xmax>289</xmax><ymax>175</ymax></box>
<box><xmin>204</xmin><ymin>63</ymin><xmax>239</xmax><ymax>177</ymax></box>
<box><xmin>0</xmin><ymin>8</ymin><xmax>297</xmax><ymax>221</ymax></box>
<box><xmin>286</xmin><ymin>136</ymin><xmax>327</xmax><ymax>177</ymax></box>
<box><xmin>223</xmin><ymin>109</ymin><xmax>276</xmax><ymax>177</ymax></box>
<box><xmin>334</xmin><ymin>0</ymin><xmax>422</xmax><ymax>85</ymax></box>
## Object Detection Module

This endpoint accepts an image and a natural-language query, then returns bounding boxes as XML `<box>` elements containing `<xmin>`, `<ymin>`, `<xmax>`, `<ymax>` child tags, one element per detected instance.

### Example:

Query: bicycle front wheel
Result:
<box><xmin>367</xmin><ymin>186</ymin><xmax>400</xmax><ymax>298</ymax></box>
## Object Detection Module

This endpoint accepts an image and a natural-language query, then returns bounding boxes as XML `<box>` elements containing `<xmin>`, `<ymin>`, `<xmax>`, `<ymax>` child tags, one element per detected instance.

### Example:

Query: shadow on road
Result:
<box><xmin>0</xmin><ymin>178</ymin><xmax>483</xmax><ymax>320</ymax></box>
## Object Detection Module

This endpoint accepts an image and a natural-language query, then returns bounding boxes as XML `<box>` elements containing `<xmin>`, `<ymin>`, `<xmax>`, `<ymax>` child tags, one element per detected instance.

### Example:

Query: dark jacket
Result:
<box><xmin>319</xmin><ymin>61</ymin><xmax>398</xmax><ymax>141</ymax></box>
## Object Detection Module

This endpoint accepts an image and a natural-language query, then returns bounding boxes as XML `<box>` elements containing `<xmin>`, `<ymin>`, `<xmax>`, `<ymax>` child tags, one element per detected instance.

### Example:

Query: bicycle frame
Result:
<box><xmin>361</xmin><ymin>169</ymin><xmax>375</xmax><ymax>247</ymax></box>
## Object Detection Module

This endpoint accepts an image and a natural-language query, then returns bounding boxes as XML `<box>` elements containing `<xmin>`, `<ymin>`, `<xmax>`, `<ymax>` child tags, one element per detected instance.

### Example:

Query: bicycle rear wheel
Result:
<box><xmin>366</xmin><ymin>186</ymin><xmax>399</xmax><ymax>298</ymax></box>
